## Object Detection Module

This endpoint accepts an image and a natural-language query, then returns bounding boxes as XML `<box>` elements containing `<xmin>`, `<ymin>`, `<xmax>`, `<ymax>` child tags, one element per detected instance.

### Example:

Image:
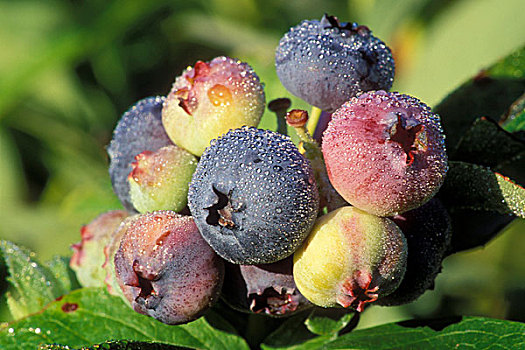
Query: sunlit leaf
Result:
<box><xmin>439</xmin><ymin>161</ymin><xmax>525</xmax><ymax>218</ymax></box>
<box><xmin>0</xmin><ymin>288</ymin><xmax>249</xmax><ymax>350</ymax></box>
<box><xmin>324</xmin><ymin>317</ymin><xmax>525</xmax><ymax>349</ymax></box>
<box><xmin>0</xmin><ymin>241</ymin><xmax>68</xmax><ymax>319</ymax></box>
<box><xmin>38</xmin><ymin>340</ymin><xmax>189</xmax><ymax>349</ymax></box>
<box><xmin>304</xmin><ymin>309</ymin><xmax>356</xmax><ymax>336</ymax></box>
<box><xmin>45</xmin><ymin>256</ymin><xmax>80</xmax><ymax>293</ymax></box>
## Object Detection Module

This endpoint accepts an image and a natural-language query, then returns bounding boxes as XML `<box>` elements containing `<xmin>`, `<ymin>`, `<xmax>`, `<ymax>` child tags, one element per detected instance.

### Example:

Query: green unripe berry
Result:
<box><xmin>162</xmin><ymin>56</ymin><xmax>265</xmax><ymax>156</ymax></box>
<box><xmin>293</xmin><ymin>206</ymin><xmax>407</xmax><ymax>312</ymax></box>
<box><xmin>128</xmin><ymin>145</ymin><xmax>197</xmax><ymax>213</ymax></box>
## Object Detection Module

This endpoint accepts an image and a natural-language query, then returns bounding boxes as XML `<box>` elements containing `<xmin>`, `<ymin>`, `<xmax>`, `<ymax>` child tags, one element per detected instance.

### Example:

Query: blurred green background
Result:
<box><xmin>0</xmin><ymin>0</ymin><xmax>523</xmax><ymax>327</ymax></box>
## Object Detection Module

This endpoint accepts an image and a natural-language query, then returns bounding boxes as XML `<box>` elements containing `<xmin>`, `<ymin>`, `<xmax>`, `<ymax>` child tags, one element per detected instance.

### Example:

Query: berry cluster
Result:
<box><xmin>71</xmin><ymin>14</ymin><xmax>450</xmax><ymax>325</ymax></box>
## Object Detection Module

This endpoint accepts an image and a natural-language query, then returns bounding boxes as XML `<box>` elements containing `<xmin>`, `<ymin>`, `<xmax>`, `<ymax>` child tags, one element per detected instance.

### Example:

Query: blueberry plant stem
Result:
<box><xmin>268</xmin><ymin>98</ymin><xmax>292</xmax><ymax>136</ymax></box>
<box><xmin>285</xmin><ymin>112</ymin><xmax>347</xmax><ymax>212</ymax></box>
<box><xmin>307</xmin><ymin>106</ymin><xmax>322</xmax><ymax>135</ymax></box>
<box><xmin>277</xmin><ymin>113</ymin><xmax>288</xmax><ymax>136</ymax></box>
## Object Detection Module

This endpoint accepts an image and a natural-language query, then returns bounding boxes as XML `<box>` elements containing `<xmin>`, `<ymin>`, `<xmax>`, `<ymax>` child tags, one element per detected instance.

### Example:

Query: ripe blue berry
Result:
<box><xmin>188</xmin><ymin>126</ymin><xmax>319</xmax><ymax>265</ymax></box>
<box><xmin>107</xmin><ymin>96</ymin><xmax>173</xmax><ymax>212</ymax></box>
<box><xmin>275</xmin><ymin>14</ymin><xmax>394</xmax><ymax>112</ymax></box>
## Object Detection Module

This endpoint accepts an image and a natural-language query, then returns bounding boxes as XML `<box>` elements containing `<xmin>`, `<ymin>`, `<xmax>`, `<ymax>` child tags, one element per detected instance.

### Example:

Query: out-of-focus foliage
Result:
<box><xmin>0</xmin><ymin>0</ymin><xmax>523</xmax><ymax>327</ymax></box>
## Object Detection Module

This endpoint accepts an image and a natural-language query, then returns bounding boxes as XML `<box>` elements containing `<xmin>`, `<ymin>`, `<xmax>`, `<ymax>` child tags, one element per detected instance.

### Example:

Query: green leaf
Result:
<box><xmin>260</xmin><ymin>309</ymin><xmax>358</xmax><ymax>350</ymax></box>
<box><xmin>261</xmin><ymin>312</ymin><xmax>327</xmax><ymax>350</ymax></box>
<box><xmin>304</xmin><ymin>309</ymin><xmax>356</xmax><ymax>336</ymax></box>
<box><xmin>452</xmin><ymin>117</ymin><xmax>525</xmax><ymax>167</ymax></box>
<box><xmin>488</xmin><ymin>46</ymin><xmax>525</xmax><ymax>78</ymax></box>
<box><xmin>504</xmin><ymin>109</ymin><xmax>525</xmax><ymax>134</ymax></box>
<box><xmin>0</xmin><ymin>241</ymin><xmax>68</xmax><ymax>319</ymax></box>
<box><xmin>323</xmin><ymin>317</ymin><xmax>525</xmax><ymax>349</ymax></box>
<box><xmin>45</xmin><ymin>256</ymin><xmax>81</xmax><ymax>293</ymax></box>
<box><xmin>439</xmin><ymin>161</ymin><xmax>525</xmax><ymax>218</ymax></box>
<box><xmin>0</xmin><ymin>288</ymin><xmax>249</xmax><ymax>350</ymax></box>
<box><xmin>38</xmin><ymin>340</ymin><xmax>190</xmax><ymax>349</ymax></box>
<box><xmin>501</xmin><ymin>93</ymin><xmax>525</xmax><ymax>133</ymax></box>
<box><xmin>434</xmin><ymin>46</ymin><xmax>525</xmax><ymax>149</ymax></box>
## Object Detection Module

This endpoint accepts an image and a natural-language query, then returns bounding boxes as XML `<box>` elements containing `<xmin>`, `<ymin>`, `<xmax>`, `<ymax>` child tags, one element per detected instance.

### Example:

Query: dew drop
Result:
<box><xmin>208</xmin><ymin>84</ymin><xmax>232</xmax><ymax>107</ymax></box>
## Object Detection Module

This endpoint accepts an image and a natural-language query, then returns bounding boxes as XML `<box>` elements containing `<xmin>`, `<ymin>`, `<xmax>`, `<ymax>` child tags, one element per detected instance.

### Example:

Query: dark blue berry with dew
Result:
<box><xmin>275</xmin><ymin>14</ymin><xmax>395</xmax><ymax>112</ymax></box>
<box><xmin>188</xmin><ymin>126</ymin><xmax>319</xmax><ymax>265</ymax></box>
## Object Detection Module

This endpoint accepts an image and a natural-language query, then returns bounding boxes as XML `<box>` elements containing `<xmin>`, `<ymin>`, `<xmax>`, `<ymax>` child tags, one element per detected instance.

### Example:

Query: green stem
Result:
<box><xmin>307</xmin><ymin>106</ymin><xmax>322</xmax><ymax>135</ymax></box>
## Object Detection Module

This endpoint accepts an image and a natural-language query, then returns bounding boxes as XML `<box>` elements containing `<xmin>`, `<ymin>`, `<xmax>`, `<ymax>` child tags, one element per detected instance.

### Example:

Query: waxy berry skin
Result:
<box><xmin>293</xmin><ymin>206</ymin><xmax>407</xmax><ymax>312</ymax></box>
<box><xmin>103</xmin><ymin>214</ymin><xmax>139</xmax><ymax>298</ymax></box>
<box><xmin>128</xmin><ymin>145</ymin><xmax>198</xmax><ymax>213</ymax></box>
<box><xmin>113</xmin><ymin>211</ymin><xmax>224</xmax><ymax>325</ymax></box>
<box><xmin>188</xmin><ymin>126</ymin><xmax>319</xmax><ymax>265</ymax></box>
<box><xmin>163</xmin><ymin>56</ymin><xmax>265</xmax><ymax>156</ymax></box>
<box><xmin>70</xmin><ymin>210</ymin><xmax>129</xmax><ymax>288</ymax></box>
<box><xmin>221</xmin><ymin>257</ymin><xmax>311</xmax><ymax>317</ymax></box>
<box><xmin>378</xmin><ymin>199</ymin><xmax>452</xmax><ymax>306</ymax></box>
<box><xmin>275</xmin><ymin>14</ymin><xmax>394</xmax><ymax>112</ymax></box>
<box><xmin>108</xmin><ymin>96</ymin><xmax>173</xmax><ymax>212</ymax></box>
<box><xmin>322</xmin><ymin>90</ymin><xmax>448</xmax><ymax>217</ymax></box>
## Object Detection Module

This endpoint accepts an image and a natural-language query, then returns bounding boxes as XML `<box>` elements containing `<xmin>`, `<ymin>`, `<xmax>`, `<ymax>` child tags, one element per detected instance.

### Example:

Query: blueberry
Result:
<box><xmin>163</xmin><ymin>56</ymin><xmax>266</xmax><ymax>156</ymax></box>
<box><xmin>275</xmin><ymin>14</ymin><xmax>394</xmax><ymax>112</ymax></box>
<box><xmin>128</xmin><ymin>145</ymin><xmax>198</xmax><ymax>213</ymax></box>
<box><xmin>293</xmin><ymin>206</ymin><xmax>407</xmax><ymax>312</ymax></box>
<box><xmin>114</xmin><ymin>211</ymin><xmax>224</xmax><ymax>325</ymax></box>
<box><xmin>70</xmin><ymin>210</ymin><xmax>129</xmax><ymax>288</ymax></box>
<box><xmin>103</xmin><ymin>214</ymin><xmax>140</xmax><ymax>299</ymax></box>
<box><xmin>222</xmin><ymin>256</ymin><xmax>311</xmax><ymax>317</ymax></box>
<box><xmin>188</xmin><ymin>126</ymin><xmax>319</xmax><ymax>265</ymax></box>
<box><xmin>322</xmin><ymin>90</ymin><xmax>448</xmax><ymax>217</ymax></box>
<box><xmin>107</xmin><ymin>96</ymin><xmax>173</xmax><ymax>212</ymax></box>
<box><xmin>378</xmin><ymin>199</ymin><xmax>452</xmax><ymax>306</ymax></box>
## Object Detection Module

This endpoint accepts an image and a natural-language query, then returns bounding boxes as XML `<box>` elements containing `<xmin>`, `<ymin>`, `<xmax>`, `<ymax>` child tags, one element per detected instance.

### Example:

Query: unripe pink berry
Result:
<box><xmin>70</xmin><ymin>210</ymin><xmax>129</xmax><ymax>288</ymax></box>
<box><xmin>322</xmin><ymin>91</ymin><xmax>448</xmax><ymax>216</ymax></box>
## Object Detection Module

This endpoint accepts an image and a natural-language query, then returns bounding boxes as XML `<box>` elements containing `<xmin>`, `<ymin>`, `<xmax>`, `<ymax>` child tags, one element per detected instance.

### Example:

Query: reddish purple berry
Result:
<box><xmin>222</xmin><ymin>257</ymin><xmax>311</xmax><ymax>317</ymax></box>
<box><xmin>114</xmin><ymin>211</ymin><xmax>224</xmax><ymax>325</ymax></box>
<box><xmin>322</xmin><ymin>91</ymin><xmax>448</xmax><ymax>216</ymax></box>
